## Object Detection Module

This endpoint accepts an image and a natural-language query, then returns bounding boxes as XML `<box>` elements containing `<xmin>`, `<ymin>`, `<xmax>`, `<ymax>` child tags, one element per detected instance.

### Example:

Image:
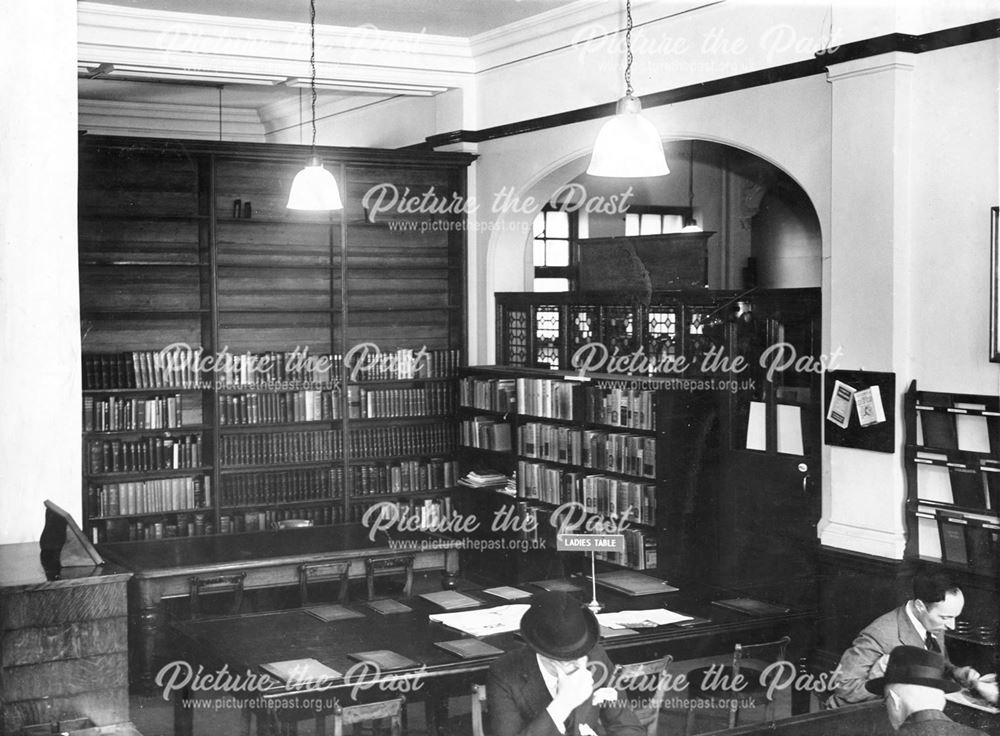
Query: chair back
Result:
<box><xmin>299</xmin><ymin>561</ymin><xmax>351</xmax><ymax>605</ymax></box>
<box><xmin>188</xmin><ymin>572</ymin><xmax>246</xmax><ymax>619</ymax></box>
<box><xmin>611</xmin><ymin>655</ymin><xmax>673</xmax><ymax>736</ymax></box>
<box><xmin>732</xmin><ymin>635</ymin><xmax>791</xmax><ymax>702</ymax></box>
<box><xmin>332</xmin><ymin>696</ymin><xmax>405</xmax><ymax>736</ymax></box>
<box><xmin>471</xmin><ymin>683</ymin><xmax>488</xmax><ymax>736</ymax></box>
<box><xmin>365</xmin><ymin>554</ymin><xmax>415</xmax><ymax>600</ymax></box>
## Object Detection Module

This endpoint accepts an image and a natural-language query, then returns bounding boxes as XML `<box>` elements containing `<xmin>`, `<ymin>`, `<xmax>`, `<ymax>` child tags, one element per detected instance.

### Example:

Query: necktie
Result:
<box><xmin>564</xmin><ymin>711</ymin><xmax>577</xmax><ymax>736</ymax></box>
<box><xmin>925</xmin><ymin>631</ymin><xmax>941</xmax><ymax>653</ymax></box>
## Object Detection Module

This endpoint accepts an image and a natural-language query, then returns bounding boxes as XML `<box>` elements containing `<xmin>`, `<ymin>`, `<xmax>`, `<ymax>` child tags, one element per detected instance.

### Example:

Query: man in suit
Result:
<box><xmin>826</xmin><ymin>569</ymin><xmax>980</xmax><ymax>707</ymax></box>
<box><xmin>487</xmin><ymin>591</ymin><xmax>645</xmax><ymax>736</ymax></box>
<box><xmin>866</xmin><ymin>645</ymin><xmax>988</xmax><ymax>735</ymax></box>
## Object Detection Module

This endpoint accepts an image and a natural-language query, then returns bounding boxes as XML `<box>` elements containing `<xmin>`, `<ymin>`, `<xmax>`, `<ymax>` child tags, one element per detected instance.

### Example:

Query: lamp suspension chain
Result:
<box><xmin>309</xmin><ymin>0</ymin><xmax>318</xmax><ymax>153</ymax></box>
<box><xmin>624</xmin><ymin>0</ymin><xmax>633</xmax><ymax>96</ymax></box>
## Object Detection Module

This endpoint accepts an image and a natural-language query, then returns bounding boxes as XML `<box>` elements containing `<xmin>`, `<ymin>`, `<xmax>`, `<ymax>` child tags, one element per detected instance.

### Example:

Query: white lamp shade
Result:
<box><xmin>587</xmin><ymin>96</ymin><xmax>669</xmax><ymax>178</ymax></box>
<box><xmin>681</xmin><ymin>221</ymin><xmax>702</xmax><ymax>232</ymax></box>
<box><xmin>286</xmin><ymin>160</ymin><xmax>343</xmax><ymax>210</ymax></box>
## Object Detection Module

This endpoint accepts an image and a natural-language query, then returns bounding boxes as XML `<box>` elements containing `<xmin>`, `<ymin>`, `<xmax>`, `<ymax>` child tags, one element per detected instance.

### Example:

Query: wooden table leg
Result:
<box><xmin>173</xmin><ymin>681</ymin><xmax>193</xmax><ymax>736</ymax></box>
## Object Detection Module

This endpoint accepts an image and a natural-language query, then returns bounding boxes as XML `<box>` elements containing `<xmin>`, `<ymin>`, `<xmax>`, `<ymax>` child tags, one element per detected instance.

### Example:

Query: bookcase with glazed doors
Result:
<box><xmin>79</xmin><ymin>135</ymin><xmax>473</xmax><ymax>545</ymax></box>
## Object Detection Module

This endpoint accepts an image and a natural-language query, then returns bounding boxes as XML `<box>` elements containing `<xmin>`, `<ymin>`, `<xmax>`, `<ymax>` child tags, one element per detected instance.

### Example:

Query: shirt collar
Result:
<box><xmin>905</xmin><ymin>600</ymin><xmax>928</xmax><ymax>641</ymax></box>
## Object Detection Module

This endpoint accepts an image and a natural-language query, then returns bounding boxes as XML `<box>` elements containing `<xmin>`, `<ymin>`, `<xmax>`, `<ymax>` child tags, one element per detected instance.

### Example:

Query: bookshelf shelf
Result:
<box><xmin>91</xmin><ymin>507</ymin><xmax>210</xmax><ymax>521</ymax></box>
<box><xmin>79</xmin><ymin>134</ymin><xmax>471</xmax><ymax>544</ymax></box>
<box><xmin>904</xmin><ymin>381</ymin><xmax>1000</xmax><ymax>580</ymax></box>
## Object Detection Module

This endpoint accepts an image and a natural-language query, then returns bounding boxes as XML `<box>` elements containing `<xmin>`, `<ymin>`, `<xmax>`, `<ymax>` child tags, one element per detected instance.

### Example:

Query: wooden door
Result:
<box><xmin>715</xmin><ymin>289</ymin><xmax>822</xmax><ymax>605</ymax></box>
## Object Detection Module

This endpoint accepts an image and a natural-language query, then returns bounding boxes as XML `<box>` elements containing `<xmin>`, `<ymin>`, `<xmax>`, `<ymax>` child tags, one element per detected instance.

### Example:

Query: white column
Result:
<box><xmin>0</xmin><ymin>1</ymin><xmax>81</xmax><ymax>542</ymax></box>
<box><xmin>819</xmin><ymin>52</ymin><xmax>915</xmax><ymax>558</ymax></box>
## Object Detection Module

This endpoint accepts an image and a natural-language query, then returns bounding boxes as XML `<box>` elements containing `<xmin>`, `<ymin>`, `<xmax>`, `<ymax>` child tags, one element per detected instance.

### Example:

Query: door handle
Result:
<box><xmin>797</xmin><ymin>463</ymin><xmax>810</xmax><ymax>493</ymax></box>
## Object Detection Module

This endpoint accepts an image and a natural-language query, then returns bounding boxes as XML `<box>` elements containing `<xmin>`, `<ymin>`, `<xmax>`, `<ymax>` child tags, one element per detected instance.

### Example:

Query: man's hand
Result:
<box><xmin>951</xmin><ymin>666</ymin><xmax>981</xmax><ymax>688</ymax></box>
<box><xmin>548</xmin><ymin>667</ymin><xmax>595</xmax><ymax>724</ymax></box>
<box><xmin>871</xmin><ymin>654</ymin><xmax>890</xmax><ymax>679</ymax></box>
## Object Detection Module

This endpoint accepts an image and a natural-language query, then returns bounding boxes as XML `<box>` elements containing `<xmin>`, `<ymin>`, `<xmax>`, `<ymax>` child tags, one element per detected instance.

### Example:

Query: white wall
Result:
<box><xmin>0</xmin><ymin>1</ymin><xmax>81</xmax><ymax>543</ymax></box>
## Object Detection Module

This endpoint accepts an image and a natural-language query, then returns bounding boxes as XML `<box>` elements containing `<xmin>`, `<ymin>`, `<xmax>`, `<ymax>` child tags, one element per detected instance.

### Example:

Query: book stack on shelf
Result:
<box><xmin>349</xmin><ymin>458</ymin><xmax>458</xmax><ymax>496</ymax></box>
<box><xmin>905</xmin><ymin>382</ymin><xmax>999</xmax><ymax>577</ymax></box>
<box><xmin>346</xmin><ymin>382</ymin><xmax>454</xmax><ymax>419</ymax></box>
<box><xmin>218</xmin><ymin>389</ymin><xmax>341</xmax><ymax>425</ymax></box>
<box><xmin>460</xmin><ymin>416</ymin><xmax>512</xmax><ymax>451</ymax></box>
<box><xmin>459</xmin><ymin>371</ymin><xmax>670</xmax><ymax>573</ymax></box>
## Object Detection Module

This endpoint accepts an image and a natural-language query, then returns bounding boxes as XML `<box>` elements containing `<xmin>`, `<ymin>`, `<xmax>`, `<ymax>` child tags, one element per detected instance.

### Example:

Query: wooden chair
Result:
<box><xmin>298</xmin><ymin>560</ymin><xmax>351</xmax><ymax>606</ymax></box>
<box><xmin>365</xmin><ymin>555</ymin><xmax>414</xmax><ymax>600</ymax></box>
<box><xmin>611</xmin><ymin>655</ymin><xmax>673</xmax><ymax>736</ymax></box>
<box><xmin>332</xmin><ymin>696</ymin><xmax>405</xmax><ymax>736</ymax></box>
<box><xmin>471</xmin><ymin>683</ymin><xmax>488</xmax><ymax>736</ymax></box>
<box><xmin>683</xmin><ymin>636</ymin><xmax>791</xmax><ymax>735</ymax></box>
<box><xmin>188</xmin><ymin>572</ymin><xmax>246</xmax><ymax>619</ymax></box>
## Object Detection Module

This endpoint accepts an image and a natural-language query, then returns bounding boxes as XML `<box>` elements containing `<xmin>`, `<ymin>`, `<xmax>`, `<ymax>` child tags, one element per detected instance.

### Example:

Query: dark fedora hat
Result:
<box><xmin>520</xmin><ymin>591</ymin><xmax>599</xmax><ymax>661</ymax></box>
<box><xmin>865</xmin><ymin>646</ymin><xmax>961</xmax><ymax>695</ymax></box>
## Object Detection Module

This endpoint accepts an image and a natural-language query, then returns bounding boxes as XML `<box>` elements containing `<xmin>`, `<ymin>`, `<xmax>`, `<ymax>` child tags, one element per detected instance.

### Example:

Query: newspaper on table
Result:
<box><xmin>428</xmin><ymin>603</ymin><xmax>531</xmax><ymax>637</ymax></box>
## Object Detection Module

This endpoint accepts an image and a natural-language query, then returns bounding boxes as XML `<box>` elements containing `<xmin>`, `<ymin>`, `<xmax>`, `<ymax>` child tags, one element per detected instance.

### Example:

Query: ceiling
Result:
<box><xmin>88</xmin><ymin>0</ymin><xmax>583</xmax><ymax>38</ymax></box>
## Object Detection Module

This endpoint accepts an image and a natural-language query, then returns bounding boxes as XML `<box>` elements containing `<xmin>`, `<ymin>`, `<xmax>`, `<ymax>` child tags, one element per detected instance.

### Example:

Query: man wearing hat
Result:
<box><xmin>866</xmin><ymin>645</ymin><xmax>988</xmax><ymax>735</ymax></box>
<box><xmin>487</xmin><ymin>591</ymin><xmax>644</xmax><ymax>736</ymax></box>
<box><xmin>827</xmin><ymin>569</ymin><xmax>980</xmax><ymax>707</ymax></box>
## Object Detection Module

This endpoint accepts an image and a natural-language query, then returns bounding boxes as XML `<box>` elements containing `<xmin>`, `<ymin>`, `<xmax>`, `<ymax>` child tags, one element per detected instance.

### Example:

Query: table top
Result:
<box><xmin>98</xmin><ymin>523</ymin><xmax>453</xmax><ymax>577</ymax></box>
<box><xmin>0</xmin><ymin>541</ymin><xmax>131</xmax><ymax>592</ymax></box>
<box><xmin>170</xmin><ymin>579</ymin><xmax>815</xmax><ymax>696</ymax></box>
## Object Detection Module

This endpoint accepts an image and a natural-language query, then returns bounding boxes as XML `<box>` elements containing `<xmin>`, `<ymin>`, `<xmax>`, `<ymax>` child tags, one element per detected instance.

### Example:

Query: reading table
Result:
<box><xmin>98</xmin><ymin>524</ymin><xmax>459</xmax><ymax>689</ymax></box>
<box><xmin>169</xmin><ymin>580</ymin><xmax>816</xmax><ymax>736</ymax></box>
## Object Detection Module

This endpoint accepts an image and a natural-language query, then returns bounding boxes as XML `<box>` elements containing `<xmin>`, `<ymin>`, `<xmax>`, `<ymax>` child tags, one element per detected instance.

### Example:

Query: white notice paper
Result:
<box><xmin>746</xmin><ymin>401</ymin><xmax>767</xmax><ymax>451</ymax></box>
<box><xmin>429</xmin><ymin>604</ymin><xmax>531</xmax><ymax>637</ymax></box>
<box><xmin>776</xmin><ymin>404</ymin><xmax>804</xmax><ymax>455</ymax></box>
<box><xmin>826</xmin><ymin>380</ymin><xmax>855</xmax><ymax>428</ymax></box>
<box><xmin>596</xmin><ymin>608</ymin><xmax>693</xmax><ymax>629</ymax></box>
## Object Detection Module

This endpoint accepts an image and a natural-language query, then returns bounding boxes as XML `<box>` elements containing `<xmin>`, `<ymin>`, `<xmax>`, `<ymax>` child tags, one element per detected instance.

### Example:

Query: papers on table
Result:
<box><xmin>482</xmin><ymin>585</ymin><xmax>533</xmax><ymax>600</ymax></box>
<box><xmin>532</xmin><ymin>579</ymin><xmax>583</xmax><ymax>593</ymax></box>
<box><xmin>367</xmin><ymin>599</ymin><xmax>413</xmax><ymax>615</ymax></box>
<box><xmin>596</xmin><ymin>608</ymin><xmax>693</xmax><ymax>629</ymax></box>
<box><xmin>304</xmin><ymin>604</ymin><xmax>364</xmax><ymax>622</ymax></box>
<box><xmin>420</xmin><ymin>590</ymin><xmax>482</xmax><ymax>610</ymax></box>
<box><xmin>592</xmin><ymin>571</ymin><xmax>678</xmax><ymax>596</ymax></box>
<box><xmin>435</xmin><ymin>638</ymin><xmax>505</xmax><ymax>659</ymax></box>
<box><xmin>261</xmin><ymin>658</ymin><xmax>342</xmax><ymax>686</ymax></box>
<box><xmin>946</xmin><ymin>682</ymin><xmax>999</xmax><ymax>714</ymax></box>
<box><xmin>347</xmin><ymin>650</ymin><xmax>418</xmax><ymax>671</ymax></box>
<box><xmin>429</xmin><ymin>604</ymin><xmax>531</xmax><ymax>637</ymax></box>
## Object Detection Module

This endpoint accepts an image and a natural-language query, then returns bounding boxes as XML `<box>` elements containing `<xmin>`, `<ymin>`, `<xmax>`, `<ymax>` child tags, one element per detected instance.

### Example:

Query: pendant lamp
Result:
<box><xmin>287</xmin><ymin>0</ymin><xmax>342</xmax><ymax>210</ymax></box>
<box><xmin>681</xmin><ymin>139</ymin><xmax>702</xmax><ymax>232</ymax></box>
<box><xmin>587</xmin><ymin>0</ymin><xmax>669</xmax><ymax>178</ymax></box>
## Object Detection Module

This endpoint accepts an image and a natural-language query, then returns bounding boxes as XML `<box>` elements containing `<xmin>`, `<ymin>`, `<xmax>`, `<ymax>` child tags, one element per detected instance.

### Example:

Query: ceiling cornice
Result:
<box><xmin>78</xmin><ymin>1</ymin><xmax>476</xmax><ymax>84</ymax></box>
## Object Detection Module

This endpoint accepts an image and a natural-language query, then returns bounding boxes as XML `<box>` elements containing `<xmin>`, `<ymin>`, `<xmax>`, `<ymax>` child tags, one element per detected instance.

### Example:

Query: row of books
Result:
<box><xmin>520</xmin><ymin>424</ymin><xmax>657</xmax><ymax>479</ymax></box>
<box><xmin>517</xmin><ymin>460</ymin><xmax>656</xmax><ymax>524</ymax></box>
<box><xmin>219</xmin><ymin>390</ymin><xmax>341</xmax><ymax>425</ymax></box>
<box><xmin>220</xmin><ymin>506</ymin><xmax>341</xmax><ymax>533</ymax></box>
<box><xmin>221</xmin><ymin>468</ymin><xmax>345</xmax><ymax>506</ymax></box>
<box><xmin>87</xmin><ymin>434</ymin><xmax>203</xmax><ymax>474</ymax></box>
<box><xmin>459</xmin><ymin>377</ymin><xmax>516</xmax><ymax>413</ymax></box>
<box><xmin>348</xmin><ymin>424</ymin><xmax>456</xmax><ymax>459</ymax></box>
<box><xmin>215</xmin><ymin>351</ymin><xmax>341</xmax><ymax>388</ymax></box>
<box><xmin>88</xmin><ymin>474</ymin><xmax>211</xmax><ymax>518</ymax></box>
<box><xmin>94</xmin><ymin>511</ymin><xmax>215</xmax><ymax>543</ymax></box>
<box><xmin>347</xmin><ymin>384</ymin><xmax>454</xmax><ymax>419</ymax></box>
<box><xmin>348</xmin><ymin>348</ymin><xmax>462</xmax><ymax>382</ymax></box>
<box><xmin>593</xmin><ymin>528</ymin><xmax>658</xmax><ymax>570</ymax></box>
<box><xmin>351</xmin><ymin>458</ymin><xmax>459</xmax><ymax>495</ymax></box>
<box><xmin>84</xmin><ymin>349</ymin><xmax>206</xmax><ymax>390</ymax></box>
<box><xmin>460</xmin><ymin>417</ymin><xmax>513</xmax><ymax>451</ymax></box>
<box><xmin>220</xmin><ymin>429</ymin><xmax>342</xmax><ymax>466</ymax></box>
<box><xmin>354</xmin><ymin>496</ymin><xmax>454</xmax><ymax>529</ymax></box>
<box><xmin>581</xmin><ymin>386</ymin><xmax>656</xmax><ymax>430</ymax></box>
<box><xmin>517</xmin><ymin>378</ymin><xmax>575</xmax><ymax>420</ymax></box>
<box><xmin>83</xmin><ymin>393</ymin><xmax>202</xmax><ymax>432</ymax></box>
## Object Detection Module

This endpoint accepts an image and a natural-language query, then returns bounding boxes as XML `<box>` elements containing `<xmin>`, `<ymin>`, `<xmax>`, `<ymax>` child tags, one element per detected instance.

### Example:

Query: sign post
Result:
<box><xmin>556</xmin><ymin>533</ymin><xmax>625</xmax><ymax>614</ymax></box>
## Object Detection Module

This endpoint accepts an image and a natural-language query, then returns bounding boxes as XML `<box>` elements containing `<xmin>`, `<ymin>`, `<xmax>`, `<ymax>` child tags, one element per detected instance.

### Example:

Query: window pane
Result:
<box><xmin>624</xmin><ymin>213</ymin><xmax>640</xmax><ymax>236</ymax></box>
<box><xmin>546</xmin><ymin>211</ymin><xmax>570</xmax><ymax>239</ymax></box>
<box><xmin>662</xmin><ymin>215</ymin><xmax>684</xmax><ymax>233</ymax></box>
<box><xmin>534</xmin><ymin>239</ymin><xmax>546</xmax><ymax>265</ymax></box>
<box><xmin>532</xmin><ymin>213</ymin><xmax>546</xmax><ymax>238</ymax></box>
<box><xmin>534</xmin><ymin>278</ymin><xmax>570</xmax><ymax>292</ymax></box>
<box><xmin>546</xmin><ymin>240</ymin><xmax>569</xmax><ymax>267</ymax></box>
<box><xmin>640</xmin><ymin>214</ymin><xmax>662</xmax><ymax>235</ymax></box>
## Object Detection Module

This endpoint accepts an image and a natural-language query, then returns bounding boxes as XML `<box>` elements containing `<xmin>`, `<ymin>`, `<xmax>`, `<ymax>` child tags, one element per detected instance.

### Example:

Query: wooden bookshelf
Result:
<box><xmin>79</xmin><ymin>135</ymin><xmax>473</xmax><ymax>544</ymax></box>
<box><xmin>457</xmin><ymin>367</ymin><xmax>714</xmax><ymax>583</ymax></box>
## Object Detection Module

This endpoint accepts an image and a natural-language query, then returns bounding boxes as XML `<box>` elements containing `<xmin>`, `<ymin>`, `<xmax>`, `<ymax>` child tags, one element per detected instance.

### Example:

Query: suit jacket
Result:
<box><xmin>486</xmin><ymin>645</ymin><xmax>645</xmax><ymax>736</ymax></box>
<box><xmin>898</xmin><ymin>709</ymin><xmax>989</xmax><ymax>736</ymax></box>
<box><xmin>827</xmin><ymin>605</ymin><xmax>951</xmax><ymax>708</ymax></box>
